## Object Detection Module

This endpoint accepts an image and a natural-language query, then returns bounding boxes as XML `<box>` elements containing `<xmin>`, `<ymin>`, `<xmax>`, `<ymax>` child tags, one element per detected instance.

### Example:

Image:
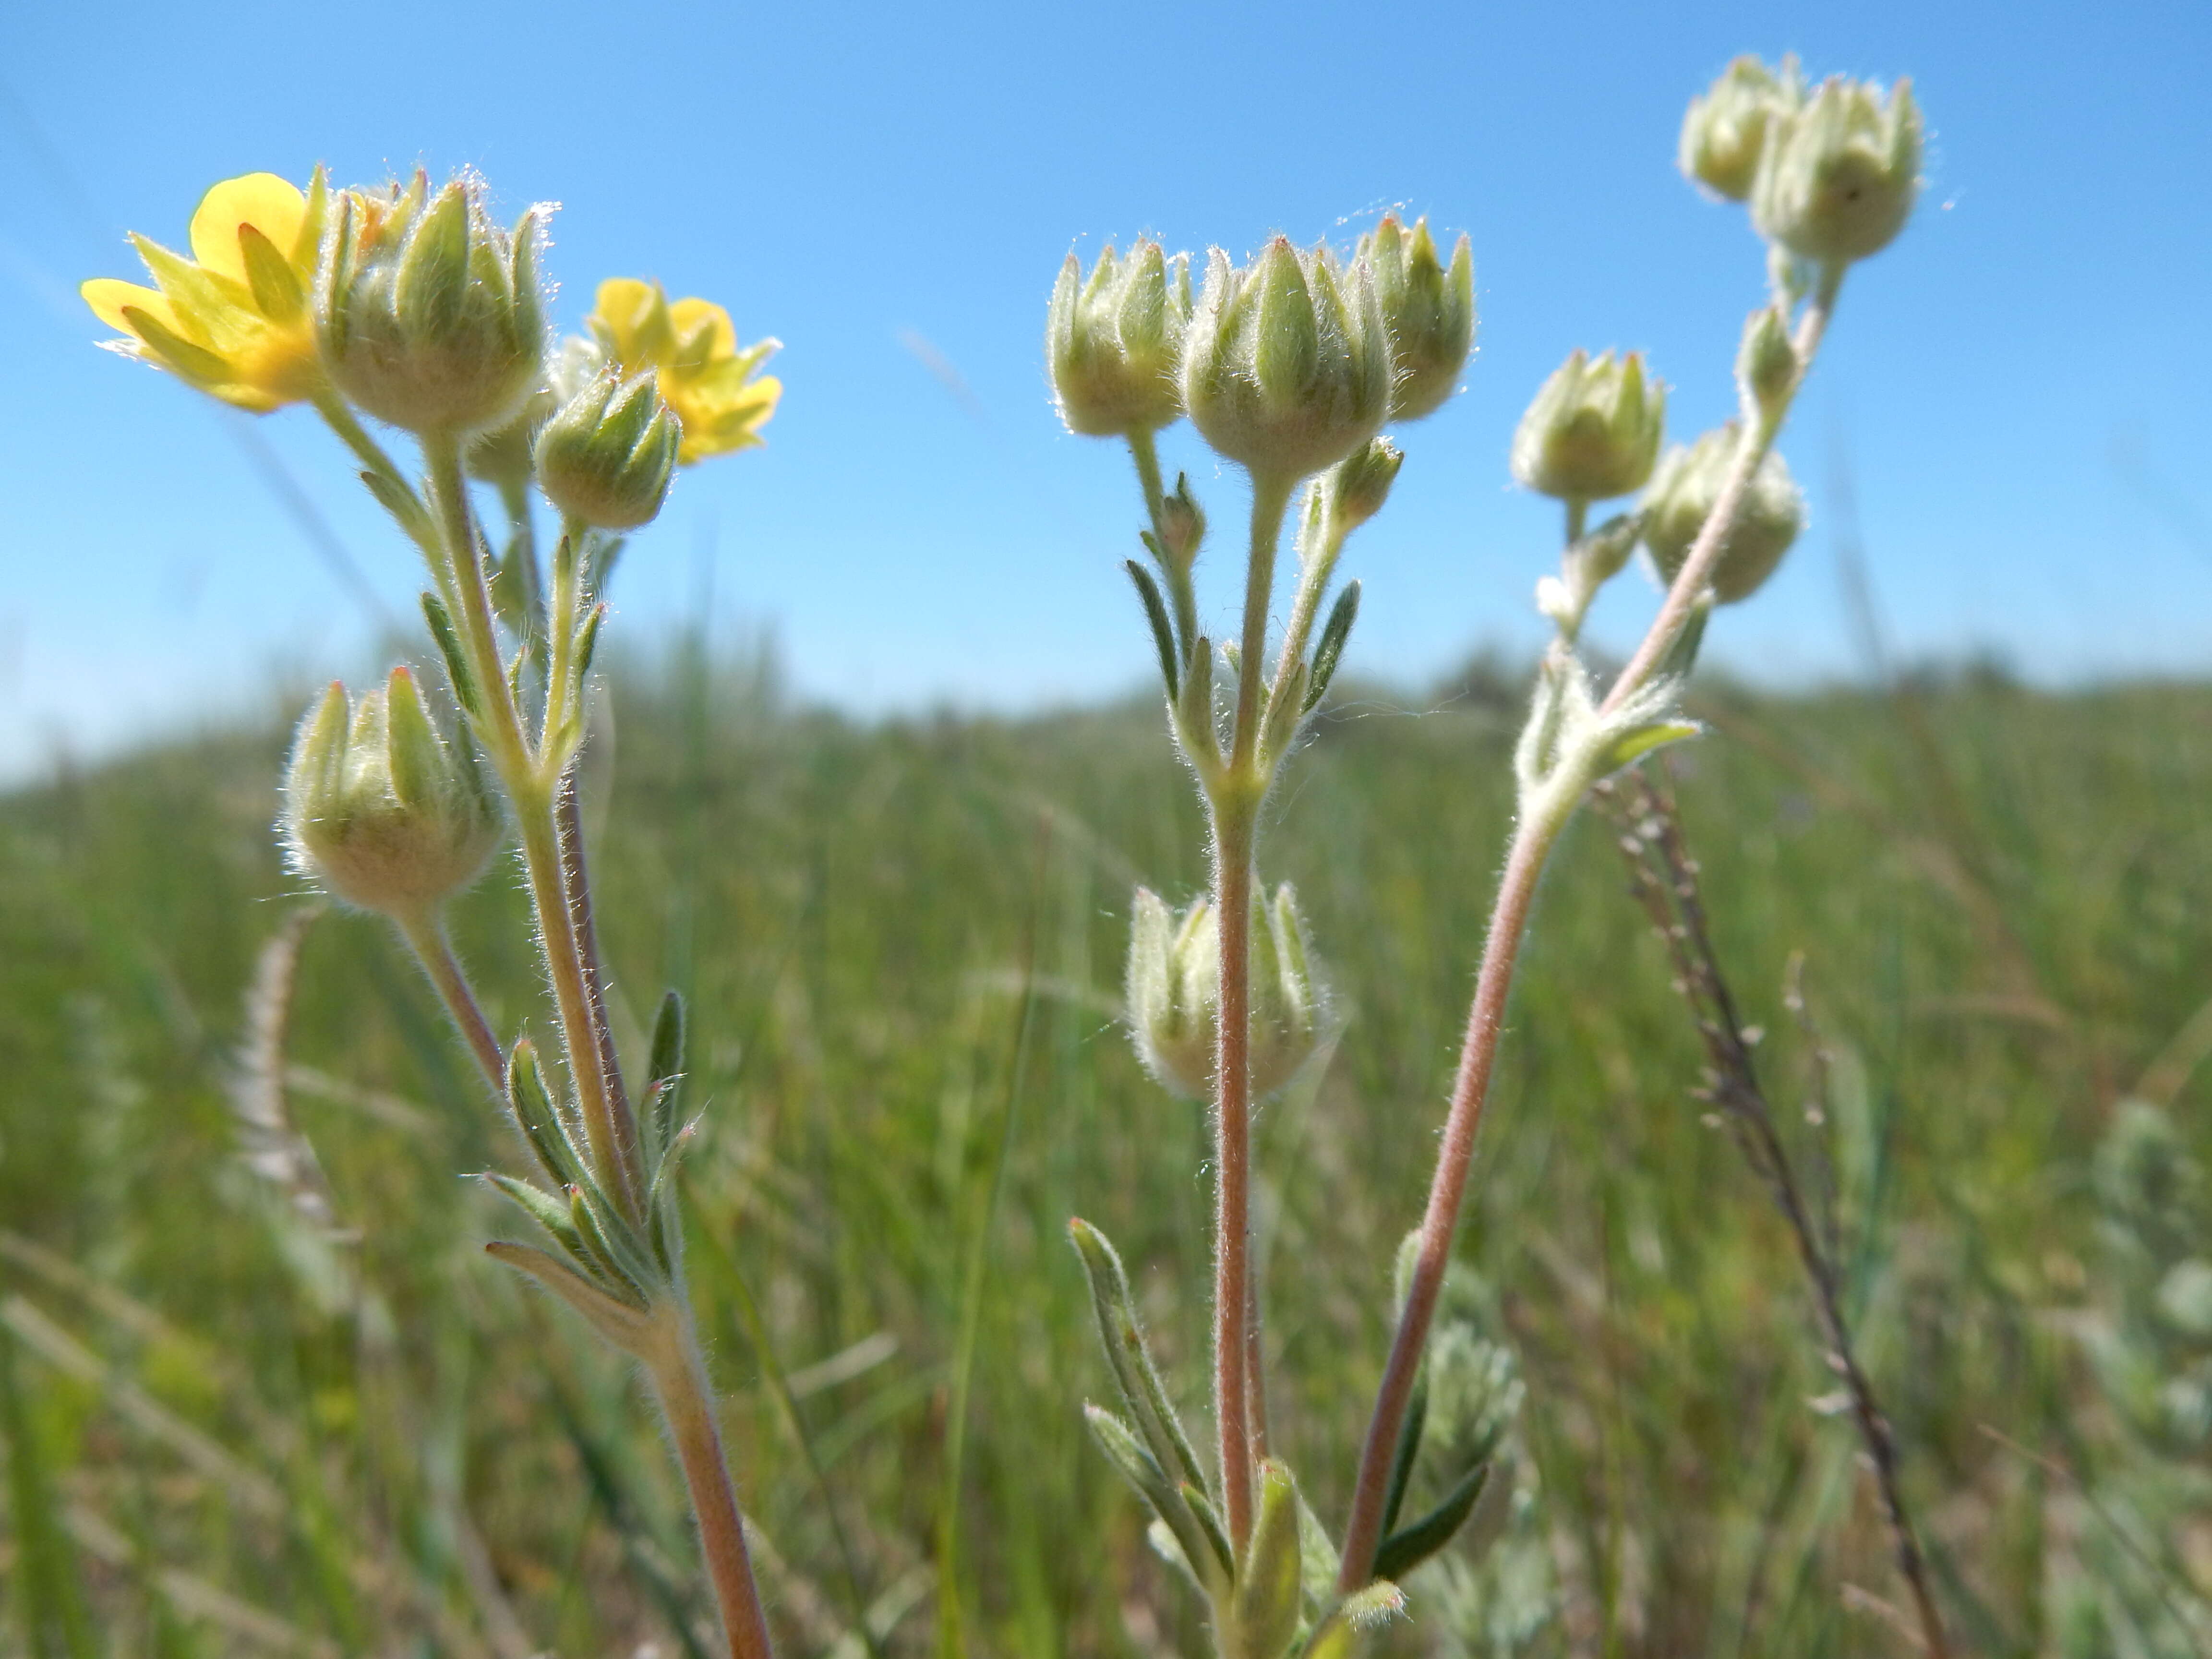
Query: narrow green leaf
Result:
<box><xmin>1379</xmin><ymin>1367</ymin><xmax>1428</xmax><ymax>1539</ymax></box>
<box><xmin>420</xmin><ymin>591</ymin><xmax>483</xmax><ymax>720</ymax></box>
<box><xmin>646</xmin><ymin>989</ymin><xmax>686</xmax><ymax>1158</ymax></box>
<box><xmin>1598</xmin><ymin>720</ymin><xmax>1701</xmax><ymax>775</ymax></box>
<box><xmin>1082</xmin><ymin>1405</ymin><xmax>1220</xmax><ymax>1593</ymax></box>
<box><xmin>235</xmin><ymin>222</ymin><xmax>305</xmax><ymax>321</ymax></box>
<box><xmin>1371</xmin><ymin>1460</ymin><xmax>1491</xmax><ymax>1584</ymax></box>
<box><xmin>1124</xmin><ymin>559</ymin><xmax>1181</xmax><ymax>700</ymax></box>
<box><xmin>1068</xmin><ymin>1219</ymin><xmax>1205</xmax><ymax>1490</ymax></box>
<box><xmin>1304</xmin><ymin>579</ymin><xmax>1361</xmax><ymax>713</ymax></box>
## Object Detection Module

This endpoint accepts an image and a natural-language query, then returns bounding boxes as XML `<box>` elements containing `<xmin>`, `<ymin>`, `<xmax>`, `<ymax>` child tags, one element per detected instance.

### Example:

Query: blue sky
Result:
<box><xmin>2</xmin><ymin>0</ymin><xmax>2207</xmax><ymax>779</ymax></box>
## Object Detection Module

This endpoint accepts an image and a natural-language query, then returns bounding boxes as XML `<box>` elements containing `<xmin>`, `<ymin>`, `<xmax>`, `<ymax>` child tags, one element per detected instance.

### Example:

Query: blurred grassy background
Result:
<box><xmin>2</xmin><ymin>646</ymin><xmax>2209</xmax><ymax>1657</ymax></box>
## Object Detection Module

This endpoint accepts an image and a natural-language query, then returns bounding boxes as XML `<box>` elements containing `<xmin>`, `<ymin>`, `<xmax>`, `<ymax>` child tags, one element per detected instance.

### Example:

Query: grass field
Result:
<box><xmin>2</xmin><ymin>648</ymin><xmax>2209</xmax><ymax>1658</ymax></box>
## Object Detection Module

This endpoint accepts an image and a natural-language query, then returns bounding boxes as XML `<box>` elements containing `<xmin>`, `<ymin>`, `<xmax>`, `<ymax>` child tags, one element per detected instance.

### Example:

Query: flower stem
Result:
<box><xmin>1599</xmin><ymin>264</ymin><xmax>1841</xmax><ymax>717</ymax></box>
<box><xmin>395</xmin><ymin>909</ymin><xmax>504</xmax><ymax>1094</ymax></box>
<box><xmin>1206</xmin><ymin>469</ymin><xmax>1296</xmax><ymax>1554</ymax></box>
<box><xmin>649</xmin><ymin>1320</ymin><xmax>778</xmax><ymax>1659</ymax></box>
<box><xmin>1338</xmin><ymin>264</ymin><xmax>1848</xmax><ymax>1589</ymax></box>
<box><xmin>1127</xmin><ymin>428</ymin><xmax>1198</xmax><ymax>656</ymax></box>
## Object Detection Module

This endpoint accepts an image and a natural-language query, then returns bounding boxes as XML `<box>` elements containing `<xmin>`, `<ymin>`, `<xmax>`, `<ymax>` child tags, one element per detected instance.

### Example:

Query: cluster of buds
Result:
<box><xmin>282</xmin><ymin>668</ymin><xmax>502</xmax><ymax>921</ymax></box>
<box><xmin>1051</xmin><ymin>217</ymin><xmax>1474</xmax><ymax>477</ymax></box>
<box><xmin>1125</xmin><ymin>884</ymin><xmax>1324</xmax><ymax>1103</ymax></box>
<box><xmin>1682</xmin><ymin>55</ymin><xmax>1922</xmax><ymax>270</ymax></box>
<box><xmin>1641</xmin><ymin>424</ymin><xmax>1805</xmax><ymax>603</ymax></box>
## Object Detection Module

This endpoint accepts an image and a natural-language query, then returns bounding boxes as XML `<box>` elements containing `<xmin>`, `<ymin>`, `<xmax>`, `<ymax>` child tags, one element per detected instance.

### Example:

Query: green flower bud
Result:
<box><xmin>1046</xmin><ymin>240</ymin><xmax>1191</xmax><ymax>437</ymax></box>
<box><xmin>1125</xmin><ymin>883</ymin><xmax>1324</xmax><ymax>1102</ymax></box>
<box><xmin>1181</xmin><ymin>237</ymin><xmax>1392</xmax><ymax>482</ymax></box>
<box><xmin>1751</xmin><ymin>75</ymin><xmax>1923</xmax><ymax>267</ymax></box>
<box><xmin>319</xmin><ymin>173</ymin><xmax>549</xmax><ymax>435</ymax></box>
<box><xmin>1510</xmin><ymin>348</ymin><xmax>1666</xmax><ymax>503</ymax></box>
<box><xmin>1327</xmin><ymin>436</ymin><xmax>1404</xmax><ymax>535</ymax></box>
<box><xmin>1641</xmin><ymin>424</ymin><xmax>1805</xmax><ymax>603</ymax></box>
<box><xmin>1680</xmin><ymin>55</ymin><xmax>1801</xmax><ymax>202</ymax></box>
<box><xmin>534</xmin><ymin>368</ymin><xmax>680</xmax><ymax>530</ymax></box>
<box><xmin>283</xmin><ymin>668</ymin><xmax>502</xmax><ymax>919</ymax></box>
<box><xmin>1359</xmin><ymin>215</ymin><xmax>1475</xmax><ymax>421</ymax></box>
<box><xmin>1736</xmin><ymin>304</ymin><xmax>1799</xmax><ymax>424</ymax></box>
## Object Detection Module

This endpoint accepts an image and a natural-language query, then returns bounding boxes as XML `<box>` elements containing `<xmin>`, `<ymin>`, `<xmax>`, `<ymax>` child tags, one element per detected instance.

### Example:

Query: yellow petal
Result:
<box><xmin>82</xmin><ymin>276</ymin><xmax>180</xmax><ymax>338</ymax></box>
<box><xmin>190</xmin><ymin>173</ymin><xmax>309</xmax><ymax>285</ymax></box>
<box><xmin>667</xmin><ymin>296</ymin><xmax>735</xmax><ymax>368</ymax></box>
<box><xmin>590</xmin><ymin>277</ymin><xmax>665</xmax><ymax>366</ymax></box>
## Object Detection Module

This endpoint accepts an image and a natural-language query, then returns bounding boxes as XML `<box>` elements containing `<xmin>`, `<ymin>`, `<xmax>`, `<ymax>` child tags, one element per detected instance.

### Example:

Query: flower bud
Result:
<box><xmin>283</xmin><ymin>669</ymin><xmax>502</xmax><ymax>919</ymax></box>
<box><xmin>1125</xmin><ymin>884</ymin><xmax>1324</xmax><ymax>1102</ymax></box>
<box><xmin>534</xmin><ymin>369</ymin><xmax>680</xmax><ymax>530</ymax></box>
<box><xmin>1510</xmin><ymin>349</ymin><xmax>1665</xmax><ymax>502</ymax></box>
<box><xmin>318</xmin><ymin>173</ymin><xmax>549</xmax><ymax>435</ymax></box>
<box><xmin>1359</xmin><ymin>215</ymin><xmax>1475</xmax><ymax>422</ymax></box>
<box><xmin>1327</xmin><ymin>436</ymin><xmax>1403</xmax><ymax>535</ymax></box>
<box><xmin>1680</xmin><ymin>56</ymin><xmax>1801</xmax><ymax>202</ymax></box>
<box><xmin>1046</xmin><ymin>241</ymin><xmax>1192</xmax><ymax>437</ymax></box>
<box><xmin>1181</xmin><ymin>238</ymin><xmax>1392</xmax><ymax>482</ymax></box>
<box><xmin>1736</xmin><ymin>304</ymin><xmax>1799</xmax><ymax>424</ymax></box>
<box><xmin>1641</xmin><ymin>424</ymin><xmax>1805</xmax><ymax>603</ymax></box>
<box><xmin>1750</xmin><ymin>75</ymin><xmax>1922</xmax><ymax>266</ymax></box>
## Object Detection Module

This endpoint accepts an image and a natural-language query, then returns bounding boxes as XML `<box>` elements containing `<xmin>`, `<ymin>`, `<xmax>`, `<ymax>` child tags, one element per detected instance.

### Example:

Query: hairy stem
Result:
<box><xmin>650</xmin><ymin>1324</ymin><xmax>778</xmax><ymax>1659</ymax></box>
<box><xmin>1599</xmin><ymin>264</ymin><xmax>1841</xmax><ymax>716</ymax></box>
<box><xmin>1210</xmin><ymin>797</ymin><xmax>1258</xmax><ymax>1552</ymax></box>
<box><xmin>423</xmin><ymin>436</ymin><xmax>635</xmax><ymax>1214</ymax></box>
<box><xmin>396</xmin><ymin>910</ymin><xmax>504</xmax><ymax>1094</ymax></box>
<box><xmin>558</xmin><ymin>772</ymin><xmax>639</xmax><ymax>1181</ymax></box>
<box><xmin>1339</xmin><ymin>268</ymin><xmax>1849</xmax><ymax>1587</ymax></box>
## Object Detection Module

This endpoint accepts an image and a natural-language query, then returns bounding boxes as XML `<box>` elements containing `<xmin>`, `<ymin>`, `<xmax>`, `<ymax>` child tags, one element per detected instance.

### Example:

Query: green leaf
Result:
<box><xmin>1304</xmin><ymin>580</ymin><xmax>1361</xmax><ymax>713</ymax></box>
<box><xmin>0</xmin><ymin>1321</ymin><xmax>96</xmax><ymax>1659</ymax></box>
<box><xmin>505</xmin><ymin>1038</ymin><xmax>584</xmax><ymax>1188</ymax></box>
<box><xmin>1233</xmin><ymin>1461</ymin><xmax>1304</xmax><ymax>1659</ymax></box>
<box><xmin>1598</xmin><ymin>720</ymin><xmax>1701</xmax><ymax>776</ymax></box>
<box><xmin>645</xmin><ymin>989</ymin><xmax>686</xmax><ymax>1159</ymax></box>
<box><xmin>419</xmin><ymin>591</ymin><xmax>483</xmax><ymax>721</ymax></box>
<box><xmin>485</xmin><ymin>1242</ymin><xmax>657</xmax><ymax>1357</ymax></box>
<box><xmin>1371</xmin><ymin>1459</ymin><xmax>1491</xmax><ymax>1583</ymax></box>
<box><xmin>1378</xmin><ymin>1366</ymin><xmax>1428</xmax><ymax>1540</ymax></box>
<box><xmin>1124</xmin><ymin>559</ymin><xmax>1181</xmax><ymax>700</ymax></box>
<box><xmin>483</xmin><ymin>1172</ymin><xmax>587</xmax><ymax>1258</ymax></box>
<box><xmin>1082</xmin><ymin>1405</ymin><xmax>1221</xmax><ymax>1592</ymax></box>
<box><xmin>1067</xmin><ymin>1219</ymin><xmax>1205</xmax><ymax>1490</ymax></box>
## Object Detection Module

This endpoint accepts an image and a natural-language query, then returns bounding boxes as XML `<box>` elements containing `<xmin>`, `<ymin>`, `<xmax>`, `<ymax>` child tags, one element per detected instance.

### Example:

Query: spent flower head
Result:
<box><xmin>534</xmin><ymin>369</ymin><xmax>681</xmax><ymax>530</ymax></box>
<box><xmin>319</xmin><ymin>172</ymin><xmax>550</xmax><ymax>435</ymax></box>
<box><xmin>1641</xmin><ymin>423</ymin><xmax>1806</xmax><ymax>603</ymax></box>
<box><xmin>1680</xmin><ymin>56</ymin><xmax>1802</xmax><ymax>202</ymax></box>
<box><xmin>588</xmin><ymin>278</ymin><xmax>781</xmax><ymax>464</ymax></box>
<box><xmin>1359</xmin><ymin>215</ymin><xmax>1475</xmax><ymax>422</ymax></box>
<box><xmin>1751</xmin><ymin>74</ymin><xmax>1922</xmax><ymax>266</ymax></box>
<box><xmin>1126</xmin><ymin>884</ymin><xmax>1323</xmax><ymax>1102</ymax></box>
<box><xmin>283</xmin><ymin>668</ymin><xmax>503</xmax><ymax>920</ymax></box>
<box><xmin>1511</xmin><ymin>349</ymin><xmax>1666</xmax><ymax>503</ymax></box>
<box><xmin>82</xmin><ymin>170</ymin><xmax>329</xmax><ymax>412</ymax></box>
<box><xmin>1047</xmin><ymin>240</ymin><xmax>1192</xmax><ymax>437</ymax></box>
<box><xmin>1181</xmin><ymin>237</ymin><xmax>1393</xmax><ymax>482</ymax></box>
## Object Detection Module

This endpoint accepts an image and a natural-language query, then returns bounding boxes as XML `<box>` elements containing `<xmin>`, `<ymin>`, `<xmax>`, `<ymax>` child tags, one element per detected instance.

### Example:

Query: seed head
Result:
<box><xmin>1751</xmin><ymin>75</ymin><xmax>1922</xmax><ymax>266</ymax></box>
<box><xmin>1641</xmin><ymin>424</ymin><xmax>1806</xmax><ymax>603</ymax></box>
<box><xmin>1511</xmin><ymin>349</ymin><xmax>1666</xmax><ymax>503</ymax></box>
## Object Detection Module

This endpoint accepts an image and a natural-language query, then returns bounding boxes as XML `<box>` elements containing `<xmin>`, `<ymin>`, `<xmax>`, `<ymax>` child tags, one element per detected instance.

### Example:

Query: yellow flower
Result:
<box><xmin>82</xmin><ymin>170</ymin><xmax>328</xmax><ymax>413</ymax></box>
<box><xmin>586</xmin><ymin>278</ymin><xmax>780</xmax><ymax>464</ymax></box>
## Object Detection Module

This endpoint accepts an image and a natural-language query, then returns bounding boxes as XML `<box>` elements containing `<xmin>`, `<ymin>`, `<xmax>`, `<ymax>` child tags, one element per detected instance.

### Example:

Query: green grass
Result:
<box><xmin>2</xmin><ymin>650</ymin><xmax>2209</xmax><ymax>1657</ymax></box>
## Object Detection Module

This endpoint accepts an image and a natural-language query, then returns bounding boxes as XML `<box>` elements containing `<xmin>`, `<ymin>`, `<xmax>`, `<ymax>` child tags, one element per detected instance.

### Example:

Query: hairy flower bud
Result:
<box><xmin>1046</xmin><ymin>240</ymin><xmax>1192</xmax><ymax>437</ymax></box>
<box><xmin>319</xmin><ymin>173</ymin><xmax>549</xmax><ymax>435</ymax></box>
<box><xmin>1359</xmin><ymin>215</ymin><xmax>1475</xmax><ymax>422</ymax></box>
<box><xmin>1751</xmin><ymin>75</ymin><xmax>1922</xmax><ymax>266</ymax></box>
<box><xmin>534</xmin><ymin>369</ymin><xmax>680</xmax><ymax>530</ymax></box>
<box><xmin>1327</xmin><ymin>436</ymin><xmax>1404</xmax><ymax>535</ymax></box>
<box><xmin>1736</xmin><ymin>304</ymin><xmax>1799</xmax><ymax>425</ymax></box>
<box><xmin>1125</xmin><ymin>884</ymin><xmax>1324</xmax><ymax>1101</ymax></box>
<box><xmin>1680</xmin><ymin>56</ymin><xmax>1801</xmax><ymax>202</ymax></box>
<box><xmin>283</xmin><ymin>669</ymin><xmax>502</xmax><ymax>919</ymax></box>
<box><xmin>1641</xmin><ymin>424</ymin><xmax>1806</xmax><ymax>603</ymax></box>
<box><xmin>1181</xmin><ymin>238</ymin><xmax>1393</xmax><ymax>482</ymax></box>
<box><xmin>1510</xmin><ymin>349</ymin><xmax>1665</xmax><ymax>502</ymax></box>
